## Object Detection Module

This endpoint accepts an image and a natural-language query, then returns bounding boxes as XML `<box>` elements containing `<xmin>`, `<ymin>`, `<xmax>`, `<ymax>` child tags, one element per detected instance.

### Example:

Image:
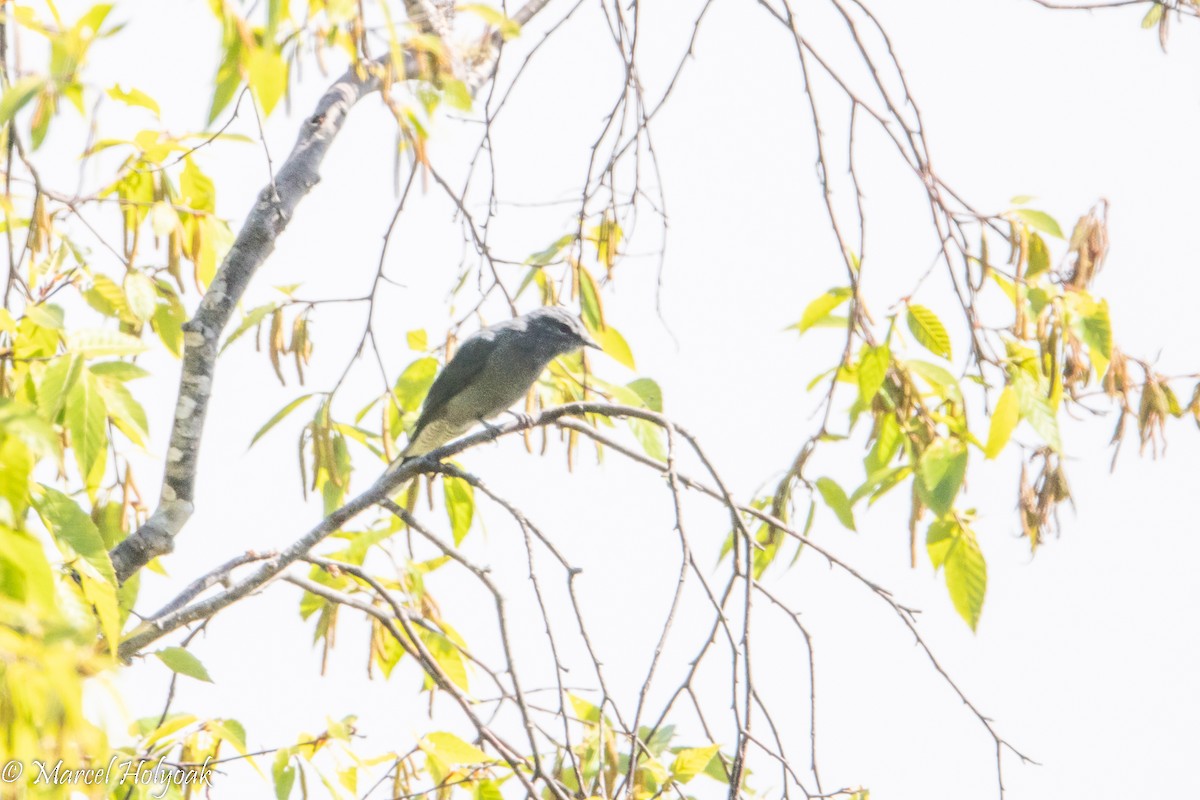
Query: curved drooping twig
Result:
<box><xmin>118</xmin><ymin>402</ymin><xmax>663</xmax><ymax>658</ymax></box>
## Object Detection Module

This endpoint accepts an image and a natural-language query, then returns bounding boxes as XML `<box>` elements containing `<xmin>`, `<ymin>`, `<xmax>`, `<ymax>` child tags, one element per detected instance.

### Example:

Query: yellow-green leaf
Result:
<box><xmin>420</xmin><ymin>732</ymin><xmax>491</xmax><ymax>766</ymax></box>
<box><xmin>946</xmin><ymin>526</ymin><xmax>987</xmax><ymax>631</ymax></box>
<box><xmin>251</xmin><ymin>394</ymin><xmax>315</xmax><ymax>448</ymax></box>
<box><xmin>587</xmin><ymin>322</ymin><xmax>634</xmax><ymax>369</ymax></box>
<box><xmin>107</xmin><ymin>84</ymin><xmax>160</xmax><ymax>116</ymax></box>
<box><xmin>0</xmin><ymin>76</ymin><xmax>46</xmax><ymax>125</ymax></box>
<box><xmin>794</xmin><ymin>287</ymin><xmax>851</xmax><ymax>333</ymax></box>
<box><xmin>578</xmin><ymin>267</ymin><xmax>603</xmax><ymax>330</ymax></box>
<box><xmin>66</xmin><ymin>329</ymin><xmax>148</xmax><ymax>358</ymax></box>
<box><xmin>443</xmin><ymin>475</ymin><xmax>474</xmax><ymax>546</ymax></box>
<box><xmin>815</xmin><ymin>477</ymin><xmax>855</xmax><ymax>531</ymax></box>
<box><xmin>38</xmin><ymin>354</ymin><xmax>83</xmax><ymax>421</ymax></box>
<box><xmin>395</xmin><ymin>358</ymin><xmax>439</xmax><ymax>413</ymax></box>
<box><xmin>94</xmin><ymin>372</ymin><xmax>149</xmax><ymax>448</ymax></box>
<box><xmin>857</xmin><ymin>344</ymin><xmax>890</xmax><ymax>405</ymax></box>
<box><xmin>1014</xmin><ymin>373</ymin><xmax>1062</xmax><ymax>452</ymax></box>
<box><xmin>180</xmin><ymin>158</ymin><xmax>216</xmax><ymax>212</ymax></box>
<box><xmin>66</xmin><ymin>371</ymin><xmax>107</xmax><ymax>494</ymax></box>
<box><xmin>37</xmin><ymin>487</ymin><xmax>116</xmax><ymax>585</ymax></box>
<box><xmin>906</xmin><ymin>304</ymin><xmax>952</xmax><ymax>360</ymax></box>
<box><xmin>124</xmin><ymin>270</ymin><xmax>159</xmax><ymax>322</ymax></box>
<box><xmin>916</xmin><ymin>437</ymin><xmax>967</xmax><ymax>516</ymax></box>
<box><xmin>155</xmin><ymin>647</ymin><xmax>213</xmax><ymax>682</ymax></box>
<box><xmin>1026</xmin><ymin>232</ymin><xmax>1050</xmax><ymax>279</ymax></box>
<box><xmin>248</xmin><ymin>47</ymin><xmax>288</xmax><ymax>117</ymax></box>
<box><xmin>1012</xmin><ymin>208</ymin><xmax>1064</xmax><ymax>240</ymax></box>
<box><xmin>984</xmin><ymin>386</ymin><xmax>1020</xmax><ymax>459</ymax></box>
<box><xmin>671</xmin><ymin>745</ymin><xmax>720</xmax><ymax>784</ymax></box>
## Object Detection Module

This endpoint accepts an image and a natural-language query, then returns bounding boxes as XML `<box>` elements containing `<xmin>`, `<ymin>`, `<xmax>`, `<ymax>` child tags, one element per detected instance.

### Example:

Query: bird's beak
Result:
<box><xmin>581</xmin><ymin>331</ymin><xmax>602</xmax><ymax>350</ymax></box>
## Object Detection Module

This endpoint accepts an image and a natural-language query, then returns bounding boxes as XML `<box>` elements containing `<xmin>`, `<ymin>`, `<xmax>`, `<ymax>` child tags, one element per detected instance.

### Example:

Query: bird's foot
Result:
<box><xmin>505</xmin><ymin>410</ymin><xmax>536</xmax><ymax>428</ymax></box>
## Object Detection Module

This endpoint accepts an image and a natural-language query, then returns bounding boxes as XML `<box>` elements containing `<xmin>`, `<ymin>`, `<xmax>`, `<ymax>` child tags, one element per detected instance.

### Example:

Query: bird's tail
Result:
<box><xmin>399</xmin><ymin>419</ymin><xmax>456</xmax><ymax>461</ymax></box>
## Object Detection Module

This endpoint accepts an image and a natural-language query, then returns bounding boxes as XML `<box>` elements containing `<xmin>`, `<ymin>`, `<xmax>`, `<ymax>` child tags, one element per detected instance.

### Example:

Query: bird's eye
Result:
<box><xmin>553</xmin><ymin>320</ymin><xmax>574</xmax><ymax>336</ymax></box>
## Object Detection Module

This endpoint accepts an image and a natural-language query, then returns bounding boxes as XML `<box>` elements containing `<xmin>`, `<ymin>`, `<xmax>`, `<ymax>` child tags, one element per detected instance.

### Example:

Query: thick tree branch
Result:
<box><xmin>108</xmin><ymin>0</ymin><xmax>557</xmax><ymax>584</ymax></box>
<box><xmin>108</xmin><ymin>64</ymin><xmax>386</xmax><ymax>583</ymax></box>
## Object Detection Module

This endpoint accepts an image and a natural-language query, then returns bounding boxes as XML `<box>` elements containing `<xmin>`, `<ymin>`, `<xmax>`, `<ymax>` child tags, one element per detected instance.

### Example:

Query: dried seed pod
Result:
<box><xmin>1066</xmin><ymin>201</ymin><xmax>1109</xmax><ymax>289</ymax></box>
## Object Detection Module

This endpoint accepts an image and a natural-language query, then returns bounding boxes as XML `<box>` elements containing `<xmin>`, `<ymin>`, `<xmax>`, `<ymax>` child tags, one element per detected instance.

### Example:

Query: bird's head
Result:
<box><xmin>526</xmin><ymin>306</ymin><xmax>601</xmax><ymax>356</ymax></box>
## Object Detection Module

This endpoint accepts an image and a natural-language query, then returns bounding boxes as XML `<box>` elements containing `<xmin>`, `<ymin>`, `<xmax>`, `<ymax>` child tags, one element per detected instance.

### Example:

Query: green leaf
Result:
<box><xmin>37</xmin><ymin>487</ymin><xmax>116</xmax><ymax>585</ymax></box>
<box><xmin>79</xmin><ymin>571</ymin><xmax>121</xmax><ymax>651</ymax></box>
<box><xmin>155</xmin><ymin>647</ymin><xmax>214</xmax><ymax>682</ymax></box>
<box><xmin>1026</xmin><ymin>232</ymin><xmax>1050</xmax><ymax>279</ymax></box>
<box><xmin>272</xmin><ymin>748</ymin><xmax>296</xmax><ymax>800</ymax></box>
<box><xmin>627</xmin><ymin>378</ymin><xmax>663</xmax><ymax>412</ymax></box>
<box><xmin>106</xmin><ymin>84</ymin><xmax>159</xmax><ymax>115</ymax></box>
<box><xmin>251</xmin><ymin>394</ymin><xmax>315</xmax><ymax>447</ymax></box>
<box><xmin>857</xmin><ymin>344</ymin><xmax>889</xmax><ymax>405</ymax></box>
<box><xmin>0</xmin><ymin>76</ymin><xmax>46</xmax><ymax>125</ymax></box>
<box><xmin>89</xmin><ymin>361</ymin><xmax>151</xmax><ymax>382</ymax></box>
<box><xmin>815</xmin><ymin>477</ymin><xmax>855</xmax><ymax>531</ymax></box>
<box><xmin>905</xmin><ymin>360</ymin><xmax>962</xmax><ymax>402</ymax></box>
<box><xmin>1014</xmin><ymin>373</ymin><xmax>1062</xmax><ymax>451</ymax></box>
<box><xmin>38</xmin><ymin>354</ymin><xmax>83</xmax><ymax>421</ymax></box>
<box><xmin>0</xmin><ymin>525</ymin><xmax>57</xmax><ymax>609</ymax></box>
<box><xmin>629</xmin><ymin>418</ymin><xmax>666</xmax><ymax>462</ymax></box>
<box><xmin>642</xmin><ymin>724</ymin><xmax>677</xmax><ymax>757</ymax></box>
<box><xmin>984</xmin><ymin>386</ymin><xmax>1020</xmax><ymax>459</ymax></box>
<box><xmin>926</xmin><ymin>517</ymin><xmax>988</xmax><ymax>630</ymax></box>
<box><xmin>23</xmin><ymin>303</ymin><xmax>65</xmax><ymax>330</ymax></box>
<box><xmin>794</xmin><ymin>287</ymin><xmax>851</xmax><ymax>333</ymax></box>
<box><xmin>1079</xmin><ymin>298</ymin><xmax>1112</xmax><ymax>376</ymax></box>
<box><xmin>209</xmin><ymin>36</ymin><xmax>243</xmax><ymax>124</ymax></box>
<box><xmin>395</xmin><ymin>358</ymin><xmax>439</xmax><ymax>413</ymax></box>
<box><xmin>472</xmin><ymin>779</ymin><xmax>504</xmax><ymax>800</ymax></box>
<box><xmin>671</xmin><ymin>744</ymin><xmax>721</xmax><ymax>784</ymax></box>
<box><xmin>66</xmin><ymin>329</ymin><xmax>148</xmax><ymax>357</ymax></box>
<box><xmin>221</xmin><ymin>302</ymin><xmax>276</xmax><ymax>354</ymax></box>
<box><xmin>568</xmin><ymin>694</ymin><xmax>601</xmax><ymax>723</ymax></box>
<box><xmin>916</xmin><ymin>437</ymin><xmax>967</xmax><ymax>516</ymax></box>
<box><xmin>181</xmin><ymin>157</ymin><xmax>217</xmax><ymax>213</ymax></box>
<box><xmin>906</xmin><ymin>304</ymin><xmax>952</xmax><ymax>360</ymax></box>
<box><xmin>850</xmin><ymin>465</ymin><xmax>910</xmax><ymax>505</ymax></box>
<box><xmin>1012</xmin><ymin>208</ymin><xmax>1065</xmax><ymax>240</ymax></box>
<box><xmin>83</xmin><ymin>273</ymin><xmax>133</xmax><ymax>321</ymax></box>
<box><xmin>406</xmin><ymin>329</ymin><xmax>428</xmax><ymax>351</ymax></box>
<box><xmin>525</xmin><ymin>234</ymin><xmax>575</xmax><ymax>267</ymax></box>
<box><xmin>66</xmin><ymin>370</ymin><xmax>107</xmax><ymax>494</ymax></box>
<box><xmin>124</xmin><ymin>271</ymin><xmax>159</xmax><ymax>322</ymax></box>
<box><xmin>248</xmin><ymin>46</ymin><xmax>288</xmax><ymax>117</ymax></box>
<box><xmin>442</xmin><ymin>78</ymin><xmax>472</xmax><ymax>111</ymax></box>
<box><xmin>864</xmin><ymin>413</ymin><xmax>902</xmax><ymax>474</ymax></box>
<box><xmin>152</xmin><ymin>296</ymin><xmax>186</xmax><ymax>357</ymax></box>
<box><xmin>988</xmin><ymin>268</ymin><xmax>1017</xmax><ymax>307</ymax></box>
<box><xmin>578</xmin><ymin>267</ymin><xmax>603</xmax><ymax>330</ymax></box>
<box><xmin>420</xmin><ymin>732</ymin><xmax>492</xmax><ymax>765</ymax></box>
<box><xmin>925</xmin><ymin>518</ymin><xmax>957</xmax><ymax>570</ymax></box>
<box><xmin>443</xmin><ymin>475</ymin><xmax>474</xmax><ymax>546</ymax></box>
<box><xmin>94</xmin><ymin>372</ymin><xmax>149</xmax><ymax>447</ymax></box>
<box><xmin>945</xmin><ymin>526</ymin><xmax>987</xmax><ymax>631</ymax></box>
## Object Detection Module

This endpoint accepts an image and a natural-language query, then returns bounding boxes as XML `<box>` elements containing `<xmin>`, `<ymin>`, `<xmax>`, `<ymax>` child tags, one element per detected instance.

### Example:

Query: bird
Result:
<box><xmin>400</xmin><ymin>306</ymin><xmax>600</xmax><ymax>460</ymax></box>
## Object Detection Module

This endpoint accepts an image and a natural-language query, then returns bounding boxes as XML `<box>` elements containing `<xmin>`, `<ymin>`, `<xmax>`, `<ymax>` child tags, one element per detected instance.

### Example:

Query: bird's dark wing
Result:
<box><xmin>411</xmin><ymin>329</ymin><xmax>498</xmax><ymax>435</ymax></box>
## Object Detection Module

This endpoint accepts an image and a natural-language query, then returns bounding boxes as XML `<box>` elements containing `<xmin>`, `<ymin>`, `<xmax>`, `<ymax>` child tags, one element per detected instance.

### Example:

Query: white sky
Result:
<box><xmin>24</xmin><ymin>0</ymin><xmax>1200</xmax><ymax>797</ymax></box>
